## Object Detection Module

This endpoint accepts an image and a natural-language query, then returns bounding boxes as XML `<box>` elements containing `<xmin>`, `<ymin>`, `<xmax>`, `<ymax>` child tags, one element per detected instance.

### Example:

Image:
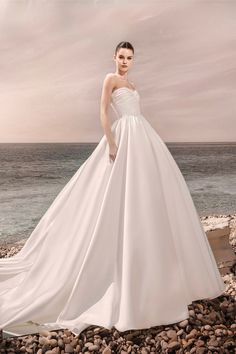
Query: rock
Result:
<box><xmin>189</xmin><ymin>310</ymin><xmax>195</xmax><ymax>317</ymax></box>
<box><xmin>196</xmin><ymin>339</ymin><xmax>205</xmax><ymax>347</ymax></box>
<box><xmin>70</xmin><ymin>339</ymin><xmax>78</xmax><ymax>347</ymax></box>
<box><xmin>215</xmin><ymin>328</ymin><xmax>223</xmax><ymax>336</ymax></box>
<box><xmin>49</xmin><ymin>331</ymin><xmax>58</xmax><ymax>337</ymax></box>
<box><xmin>102</xmin><ymin>347</ymin><xmax>112</xmax><ymax>354</ymax></box>
<box><xmin>141</xmin><ymin>348</ymin><xmax>149</xmax><ymax>354</ymax></box>
<box><xmin>51</xmin><ymin>348</ymin><xmax>60</xmax><ymax>354</ymax></box>
<box><xmin>204</xmin><ymin>325</ymin><xmax>211</xmax><ymax>330</ymax></box>
<box><xmin>223</xmin><ymin>339</ymin><xmax>236</xmax><ymax>349</ymax></box>
<box><xmin>167</xmin><ymin>341</ymin><xmax>181</xmax><ymax>350</ymax></box>
<box><xmin>94</xmin><ymin>327</ymin><xmax>102</xmax><ymax>334</ymax></box>
<box><xmin>160</xmin><ymin>340</ymin><xmax>168</xmax><ymax>350</ymax></box>
<box><xmin>207</xmin><ymin>338</ymin><xmax>220</xmax><ymax>347</ymax></box>
<box><xmin>39</xmin><ymin>337</ymin><xmax>50</xmax><ymax>346</ymax></box>
<box><xmin>64</xmin><ymin>343</ymin><xmax>74</xmax><ymax>353</ymax></box>
<box><xmin>49</xmin><ymin>339</ymin><xmax>58</xmax><ymax>347</ymax></box>
<box><xmin>166</xmin><ymin>329</ymin><xmax>177</xmax><ymax>339</ymax></box>
<box><xmin>58</xmin><ymin>338</ymin><xmax>64</xmax><ymax>348</ymax></box>
<box><xmin>63</xmin><ymin>337</ymin><xmax>71</xmax><ymax>344</ymax></box>
<box><xmin>195</xmin><ymin>348</ymin><xmax>206</xmax><ymax>354</ymax></box>
<box><xmin>178</xmin><ymin>320</ymin><xmax>188</xmax><ymax>328</ymax></box>
<box><xmin>64</xmin><ymin>330</ymin><xmax>73</xmax><ymax>337</ymax></box>
<box><xmin>84</xmin><ymin>341</ymin><xmax>94</xmax><ymax>348</ymax></box>
<box><xmin>196</xmin><ymin>313</ymin><xmax>203</xmax><ymax>320</ymax></box>
<box><xmin>177</xmin><ymin>329</ymin><xmax>184</xmax><ymax>336</ymax></box>
<box><xmin>208</xmin><ymin>311</ymin><xmax>218</xmax><ymax>321</ymax></box>
<box><xmin>39</xmin><ymin>330</ymin><xmax>51</xmax><ymax>337</ymax></box>
<box><xmin>94</xmin><ymin>338</ymin><xmax>102</xmax><ymax>345</ymax></box>
<box><xmin>88</xmin><ymin>344</ymin><xmax>99</xmax><ymax>351</ymax></box>
<box><xmin>186</xmin><ymin>329</ymin><xmax>198</xmax><ymax>340</ymax></box>
<box><xmin>145</xmin><ymin>335</ymin><xmax>152</xmax><ymax>344</ymax></box>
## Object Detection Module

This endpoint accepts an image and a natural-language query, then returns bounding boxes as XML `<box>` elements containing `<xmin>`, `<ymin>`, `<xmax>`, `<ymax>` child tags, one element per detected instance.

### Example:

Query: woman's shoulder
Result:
<box><xmin>102</xmin><ymin>73</ymin><xmax>136</xmax><ymax>90</ymax></box>
<box><xmin>104</xmin><ymin>72</ymin><xmax>117</xmax><ymax>82</ymax></box>
<box><xmin>106</xmin><ymin>72</ymin><xmax>115</xmax><ymax>77</ymax></box>
<box><xmin>102</xmin><ymin>73</ymin><xmax>116</xmax><ymax>85</ymax></box>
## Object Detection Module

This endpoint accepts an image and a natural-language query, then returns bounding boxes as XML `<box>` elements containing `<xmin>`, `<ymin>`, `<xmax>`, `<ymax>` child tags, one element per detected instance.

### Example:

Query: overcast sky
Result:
<box><xmin>0</xmin><ymin>0</ymin><xmax>235</xmax><ymax>143</ymax></box>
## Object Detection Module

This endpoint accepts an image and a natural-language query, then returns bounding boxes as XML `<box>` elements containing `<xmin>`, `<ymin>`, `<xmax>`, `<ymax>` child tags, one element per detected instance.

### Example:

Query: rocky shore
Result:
<box><xmin>0</xmin><ymin>214</ymin><xmax>235</xmax><ymax>354</ymax></box>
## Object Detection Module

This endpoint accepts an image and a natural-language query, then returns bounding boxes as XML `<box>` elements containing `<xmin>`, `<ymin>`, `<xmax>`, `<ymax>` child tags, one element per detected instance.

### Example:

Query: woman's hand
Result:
<box><xmin>109</xmin><ymin>142</ymin><xmax>118</xmax><ymax>163</ymax></box>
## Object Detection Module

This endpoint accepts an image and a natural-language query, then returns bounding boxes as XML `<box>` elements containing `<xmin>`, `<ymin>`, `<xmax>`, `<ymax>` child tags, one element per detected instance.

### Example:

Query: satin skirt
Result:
<box><xmin>0</xmin><ymin>114</ymin><xmax>225</xmax><ymax>336</ymax></box>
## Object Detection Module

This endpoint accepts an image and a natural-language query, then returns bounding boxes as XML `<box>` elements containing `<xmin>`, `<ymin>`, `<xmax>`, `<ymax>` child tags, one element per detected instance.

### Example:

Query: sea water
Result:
<box><xmin>0</xmin><ymin>142</ymin><xmax>235</xmax><ymax>243</ymax></box>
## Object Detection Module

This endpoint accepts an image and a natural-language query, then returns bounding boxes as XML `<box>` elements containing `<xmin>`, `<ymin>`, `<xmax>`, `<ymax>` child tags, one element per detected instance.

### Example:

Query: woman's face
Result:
<box><xmin>114</xmin><ymin>48</ymin><xmax>134</xmax><ymax>75</ymax></box>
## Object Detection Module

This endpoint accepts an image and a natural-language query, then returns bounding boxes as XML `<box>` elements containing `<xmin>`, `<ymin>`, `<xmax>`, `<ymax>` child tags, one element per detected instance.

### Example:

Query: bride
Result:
<box><xmin>0</xmin><ymin>41</ymin><xmax>225</xmax><ymax>337</ymax></box>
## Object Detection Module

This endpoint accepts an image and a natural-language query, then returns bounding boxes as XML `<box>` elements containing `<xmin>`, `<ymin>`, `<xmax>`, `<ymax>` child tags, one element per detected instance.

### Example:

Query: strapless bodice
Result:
<box><xmin>110</xmin><ymin>87</ymin><xmax>141</xmax><ymax>118</ymax></box>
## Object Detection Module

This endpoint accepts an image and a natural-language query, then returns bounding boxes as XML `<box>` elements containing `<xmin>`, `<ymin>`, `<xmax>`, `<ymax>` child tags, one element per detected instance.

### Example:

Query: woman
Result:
<box><xmin>0</xmin><ymin>41</ymin><xmax>225</xmax><ymax>337</ymax></box>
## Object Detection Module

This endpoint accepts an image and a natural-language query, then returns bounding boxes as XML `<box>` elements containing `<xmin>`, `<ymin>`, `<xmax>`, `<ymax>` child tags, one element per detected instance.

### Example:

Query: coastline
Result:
<box><xmin>1</xmin><ymin>213</ymin><xmax>235</xmax><ymax>261</ymax></box>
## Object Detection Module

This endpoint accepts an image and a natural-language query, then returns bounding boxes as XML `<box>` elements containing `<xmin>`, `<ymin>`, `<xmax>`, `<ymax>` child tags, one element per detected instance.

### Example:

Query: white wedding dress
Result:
<box><xmin>0</xmin><ymin>87</ymin><xmax>225</xmax><ymax>337</ymax></box>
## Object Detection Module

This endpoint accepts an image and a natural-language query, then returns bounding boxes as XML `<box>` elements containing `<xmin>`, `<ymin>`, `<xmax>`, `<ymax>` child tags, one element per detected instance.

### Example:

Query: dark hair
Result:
<box><xmin>115</xmin><ymin>41</ymin><xmax>134</xmax><ymax>55</ymax></box>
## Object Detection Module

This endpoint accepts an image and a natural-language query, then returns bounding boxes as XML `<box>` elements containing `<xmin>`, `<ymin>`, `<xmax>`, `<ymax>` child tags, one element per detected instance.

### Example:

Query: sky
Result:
<box><xmin>0</xmin><ymin>0</ymin><xmax>235</xmax><ymax>143</ymax></box>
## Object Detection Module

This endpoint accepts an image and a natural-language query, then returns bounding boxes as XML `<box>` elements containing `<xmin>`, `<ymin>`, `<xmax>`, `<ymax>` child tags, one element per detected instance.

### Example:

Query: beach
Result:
<box><xmin>0</xmin><ymin>213</ymin><xmax>235</xmax><ymax>353</ymax></box>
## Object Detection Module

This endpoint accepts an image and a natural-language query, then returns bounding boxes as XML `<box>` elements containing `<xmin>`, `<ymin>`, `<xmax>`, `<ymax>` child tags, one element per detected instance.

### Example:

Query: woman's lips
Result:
<box><xmin>122</xmin><ymin>65</ymin><xmax>127</xmax><ymax>67</ymax></box>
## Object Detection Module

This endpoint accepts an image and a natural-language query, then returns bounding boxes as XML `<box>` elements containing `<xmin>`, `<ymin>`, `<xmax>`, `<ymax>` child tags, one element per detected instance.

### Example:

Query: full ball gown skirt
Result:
<box><xmin>0</xmin><ymin>87</ymin><xmax>225</xmax><ymax>336</ymax></box>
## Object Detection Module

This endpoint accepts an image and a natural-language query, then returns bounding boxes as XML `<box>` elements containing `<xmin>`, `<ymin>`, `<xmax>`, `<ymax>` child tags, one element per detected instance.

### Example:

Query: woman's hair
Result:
<box><xmin>115</xmin><ymin>41</ymin><xmax>134</xmax><ymax>55</ymax></box>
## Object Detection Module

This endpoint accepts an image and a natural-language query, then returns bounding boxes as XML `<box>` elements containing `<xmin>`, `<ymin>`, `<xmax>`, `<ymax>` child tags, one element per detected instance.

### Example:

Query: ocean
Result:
<box><xmin>0</xmin><ymin>142</ymin><xmax>235</xmax><ymax>244</ymax></box>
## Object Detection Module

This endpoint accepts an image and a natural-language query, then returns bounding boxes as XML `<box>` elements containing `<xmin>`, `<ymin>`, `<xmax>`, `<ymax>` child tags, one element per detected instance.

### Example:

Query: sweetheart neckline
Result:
<box><xmin>111</xmin><ymin>87</ymin><xmax>137</xmax><ymax>96</ymax></box>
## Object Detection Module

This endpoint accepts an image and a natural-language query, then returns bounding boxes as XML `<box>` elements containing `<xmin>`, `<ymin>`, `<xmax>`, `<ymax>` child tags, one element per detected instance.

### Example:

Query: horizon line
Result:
<box><xmin>0</xmin><ymin>141</ymin><xmax>235</xmax><ymax>144</ymax></box>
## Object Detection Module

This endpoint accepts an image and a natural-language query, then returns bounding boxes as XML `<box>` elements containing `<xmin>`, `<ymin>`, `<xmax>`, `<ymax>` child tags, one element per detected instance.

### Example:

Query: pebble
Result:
<box><xmin>179</xmin><ymin>319</ymin><xmax>188</xmax><ymax>328</ymax></box>
<box><xmin>167</xmin><ymin>340</ymin><xmax>181</xmax><ymax>350</ymax></box>
<box><xmin>64</xmin><ymin>343</ymin><xmax>74</xmax><ymax>353</ymax></box>
<box><xmin>102</xmin><ymin>347</ymin><xmax>111</xmax><ymax>354</ymax></box>
<box><xmin>166</xmin><ymin>329</ymin><xmax>177</xmax><ymax>339</ymax></box>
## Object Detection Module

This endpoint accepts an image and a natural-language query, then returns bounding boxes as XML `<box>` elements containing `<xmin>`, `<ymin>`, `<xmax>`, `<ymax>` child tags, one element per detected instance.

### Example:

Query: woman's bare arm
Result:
<box><xmin>100</xmin><ymin>73</ymin><xmax>116</xmax><ymax>148</ymax></box>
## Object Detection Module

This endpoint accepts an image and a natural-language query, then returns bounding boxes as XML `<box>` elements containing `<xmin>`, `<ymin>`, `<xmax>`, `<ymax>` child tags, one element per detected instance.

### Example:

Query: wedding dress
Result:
<box><xmin>0</xmin><ymin>86</ymin><xmax>226</xmax><ymax>337</ymax></box>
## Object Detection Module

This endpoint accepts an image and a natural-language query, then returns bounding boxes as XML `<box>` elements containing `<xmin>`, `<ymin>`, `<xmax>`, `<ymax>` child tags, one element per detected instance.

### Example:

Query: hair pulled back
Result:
<box><xmin>115</xmin><ymin>41</ymin><xmax>134</xmax><ymax>55</ymax></box>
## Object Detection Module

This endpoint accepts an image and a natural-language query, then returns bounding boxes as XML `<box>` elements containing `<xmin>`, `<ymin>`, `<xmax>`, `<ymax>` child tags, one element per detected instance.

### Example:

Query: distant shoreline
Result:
<box><xmin>0</xmin><ymin>141</ymin><xmax>235</xmax><ymax>144</ymax></box>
